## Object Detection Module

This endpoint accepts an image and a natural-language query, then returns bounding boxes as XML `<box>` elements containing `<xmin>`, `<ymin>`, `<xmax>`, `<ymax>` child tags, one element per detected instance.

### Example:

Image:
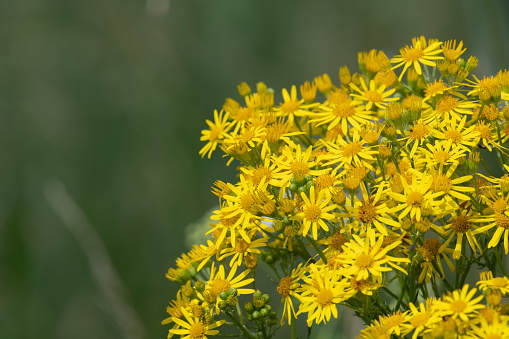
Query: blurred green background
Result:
<box><xmin>1</xmin><ymin>0</ymin><xmax>508</xmax><ymax>338</ymax></box>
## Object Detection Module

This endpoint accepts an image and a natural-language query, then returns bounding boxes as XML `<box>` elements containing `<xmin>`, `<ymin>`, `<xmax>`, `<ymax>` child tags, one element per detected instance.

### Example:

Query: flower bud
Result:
<box><xmin>465</xmin><ymin>56</ymin><xmax>478</xmax><ymax>73</ymax></box>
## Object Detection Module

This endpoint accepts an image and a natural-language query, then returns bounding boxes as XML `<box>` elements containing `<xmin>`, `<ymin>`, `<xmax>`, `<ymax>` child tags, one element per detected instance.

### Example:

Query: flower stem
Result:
<box><xmin>307</xmin><ymin>236</ymin><xmax>327</xmax><ymax>263</ymax></box>
<box><xmin>225</xmin><ymin>311</ymin><xmax>256</xmax><ymax>339</ymax></box>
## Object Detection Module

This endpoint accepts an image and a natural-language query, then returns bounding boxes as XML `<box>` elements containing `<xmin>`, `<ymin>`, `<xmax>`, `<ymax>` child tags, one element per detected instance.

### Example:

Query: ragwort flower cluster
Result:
<box><xmin>165</xmin><ymin>37</ymin><xmax>509</xmax><ymax>339</ymax></box>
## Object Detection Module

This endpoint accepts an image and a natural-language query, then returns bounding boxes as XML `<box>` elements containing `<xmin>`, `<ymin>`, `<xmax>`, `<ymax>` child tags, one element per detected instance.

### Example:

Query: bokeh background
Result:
<box><xmin>1</xmin><ymin>0</ymin><xmax>509</xmax><ymax>338</ymax></box>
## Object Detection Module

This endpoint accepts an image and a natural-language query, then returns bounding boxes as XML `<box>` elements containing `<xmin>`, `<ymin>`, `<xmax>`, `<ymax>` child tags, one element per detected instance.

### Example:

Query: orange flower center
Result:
<box><xmin>341</xmin><ymin>141</ymin><xmax>363</xmax><ymax>158</ymax></box>
<box><xmin>304</xmin><ymin>204</ymin><xmax>321</xmax><ymax>222</ymax></box>
<box><xmin>277</xmin><ymin>276</ymin><xmax>292</xmax><ymax>298</ymax></box>
<box><xmin>332</xmin><ymin>102</ymin><xmax>356</xmax><ymax>118</ymax></box>
<box><xmin>409</xmin><ymin>122</ymin><xmax>430</xmax><ymax>140</ymax></box>
<box><xmin>355</xmin><ymin>253</ymin><xmax>374</xmax><ymax>269</ymax></box>
<box><xmin>189</xmin><ymin>322</ymin><xmax>206</xmax><ymax>339</ymax></box>
<box><xmin>357</xmin><ymin>200</ymin><xmax>377</xmax><ymax>224</ymax></box>
<box><xmin>401</xmin><ymin>47</ymin><xmax>424</xmax><ymax>62</ymax></box>
<box><xmin>280</xmin><ymin>100</ymin><xmax>300</xmax><ymax>114</ymax></box>
<box><xmin>290</xmin><ymin>161</ymin><xmax>309</xmax><ymax>182</ymax></box>
<box><xmin>316</xmin><ymin>288</ymin><xmax>334</xmax><ymax>306</ymax></box>
<box><xmin>436</xmin><ymin>95</ymin><xmax>458</xmax><ymax>115</ymax></box>
<box><xmin>406</xmin><ymin>191</ymin><xmax>424</xmax><ymax>207</ymax></box>
<box><xmin>409</xmin><ymin>313</ymin><xmax>429</xmax><ymax>328</ymax></box>
<box><xmin>364</xmin><ymin>90</ymin><xmax>382</xmax><ymax>103</ymax></box>
<box><xmin>444</xmin><ymin>130</ymin><xmax>463</xmax><ymax>143</ymax></box>
<box><xmin>450</xmin><ymin>300</ymin><xmax>467</xmax><ymax>313</ymax></box>
<box><xmin>451</xmin><ymin>215</ymin><xmax>472</xmax><ymax>233</ymax></box>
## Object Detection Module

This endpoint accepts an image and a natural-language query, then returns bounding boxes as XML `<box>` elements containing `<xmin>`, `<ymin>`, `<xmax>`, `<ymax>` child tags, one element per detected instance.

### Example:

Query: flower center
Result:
<box><xmin>355</xmin><ymin>253</ymin><xmax>374</xmax><ymax>269</ymax></box>
<box><xmin>425</xmin><ymin>80</ymin><xmax>448</xmax><ymax>98</ymax></box>
<box><xmin>444</xmin><ymin>130</ymin><xmax>463</xmax><ymax>143</ymax></box>
<box><xmin>436</xmin><ymin>95</ymin><xmax>458</xmax><ymax>115</ymax></box>
<box><xmin>240</xmin><ymin>129</ymin><xmax>255</xmax><ymax>143</ymax></box>
<box><xmin>189</xmin><ymin>322</ymin><xmax>206</xmax><ymax>339</ymax></box>
<box><xmin>290</xmin><ymin>161</ymin><xmax>309</xmax><ymax>182</ymax></box>
<box><xmin>401</xmin><ymin>47</ymin><xmax>424</xmax><ymax>62</ymax></box>
<box><xmin>492</xmin><ymin>277</ymin><xmax>508</xmax><ymax>288</ymax></box>
<box><xmin>277</xmin><ymin>276</ymin><xmax>292</xmax><ymax>298</ymax></box>
<box><xmin>451</xmin><ymin>215</ymin><xmax>472</xmax><ymax>233</ymax></box>
<box><xmin>364</xmin><ymin>90</ymin><xmax>382</xmax><ymax>103</ymax></box>
<box><xmin>409</xmin><ymin>313</ymin><xmax>429</xmax><ymax>328</ymax></box>
<box><xmin>330</xmin><ymin>232</ymin><xmax>348</xmax><ymax>252</ymax></box>
<box><xmin>341</xmin><ymin>141</ymin><xmax>363</xmax><ymax>158</ymax></box>
<box><xmin>450</xmin><ymin>300</ymin><xmax>467</xmax><ymax>313</ymax></box>
<box><xmin>235</xmin><ymin>239</ymin><xmax>249</xmax><ymax>253</ymax></box>
<box><xmin>433</xmin><ymin>151</ymin><xmax>451</xmax><ymax>164</ymax></box>
<box><xmin>315</xmin><ymin>174</ymin><xmax>335</xmax><ymax>191</ymax></box>
<box><xmin>433</xmin><ymin>174</ymin><xmax>452</xmax><ymax>193</ymax></box>
<box><xmin>357</xmin><ymin>200</ymin><xmax>377</xmax><ymax>224</ymax></box>
<box><xmin>492</xmin><ymin>198</ymin><xmax>507</xmax><ymax>213</ymax></box>
<box><xmin>280</xmin><ymin>100</ymin><xmax>300</xmax><ymax>114</ymax></box>
<box><xmin>406</xmin><ymin>191</ymin><xmax>424</xmax><ymax>207</ymax></box>
<box><xmin>240</xmin><ymin>193</ymin><xmax>257</xmax><ymax>213</ymax></box>
<box><xmin>209</xmin><ymin>126</ymin><xmax>221</xmax><ymax>141</ymax></box>
<box><xmin>409</xmin><ymin>122</ymin><xmax>430</xmax><ymax>140</ymax></box>
<box><xmin>332</xmin><ymin>102</ymin><xmax>356</xmax><ymax>118</ymax></box>
<box><xmin>210</xmin><ymin>278</ymin><xmax>231</xmax><ymax>296</ymax></box>
<box><xmin>252</xmin><ymin>166</ymin><xmax>271</xmax><ymax>186</ymax></box>
<box><xmin>316</xmin><ymin>288</ymin><xmax>334</xmax><ymax>306</ymax></box>
<box><xmin>304</xmin><ymin>204</ymin><xmax>321</xmax><ymax>222</ymax></box>
<box><xmin>422</xmin><ymin>238</ymin><xmax>441</xmax><ymax>259</ymax></box>
<box><xmin>495</xmin><ymin>213</ymin><xmax>509</xmax><ymax>229</ymax></box>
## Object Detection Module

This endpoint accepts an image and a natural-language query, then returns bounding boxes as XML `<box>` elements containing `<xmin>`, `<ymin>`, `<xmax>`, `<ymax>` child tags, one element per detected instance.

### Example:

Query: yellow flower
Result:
<box><xmin>473</xmin><ymin>191</ymin><xmax>509</xmax><ymax>254</ymax></box>
<box><xmin>339</xmin><ymin>229</ymin><xmax>409</xmax><ymax>281</ymax></box>
<box><xmin>388</xmin><ymin>171</ymin><xmax>443</xmax><ymax>222</ymax></box>
<box><xmin>430</xmin><ymin>115</ymin><xmax>480</xmax><ymax>151</ymax></box>
<box><xmin>349</xmin><ymin>78</ymin><xmax>399</xmax><ymax>111</ymax></box>
<box><xmin>310</xmin><ymin>98</ymin><xmax>374</xmax><ymax>135</ymax></box>
<box><xmin>292</xmin><ymin>186</ymin><xmax>336</xmax><ymax>240</ymax></box>
<box><xmin>441</xmin><ymin>39</ymin><xmax>466</xmax><ymax>61</ymax></box>
<box><xmin>323</xmin><ymin>130</ymin><xmax>377</xmax><ymax>170</ymax></box>
<box><xmin>433</xmin><ymin>284</ymin><xmax>484</xmax><ymax>322</ymax></box>
<box><xmin>477</xmin><ymin>271</ymin><xmax>509</xmax><ymax>295</ymax></box>
<box><xmin>272</xmin><ymin>144</ymin><xmax>328</xmax><ymax>187</ymax></box>
<box><xmin>170</xmin><ymin>308</ymin><xmax>225</xmax><ymax>339</ymax></box>
<box><xmin>341</xmin><ymin>182</ymin><xmax>400</xmax><ymax>236</ymax></box>
<box><xmin>415</xmin><ymin>237</ymin><xmax>454</xmax><ymax>283</ymax></box>
<box><xmin>422</xmin><ymin>93</ymin><xmax>477</xmax><ymax>124</ymax></box>
<box><xmin>391</xmin><ymin>36</ymin><xmax>443</xmax><ymax>80</ymax></box>
<box><xmin>439</xmin><ymin>209</ymin><xmax>482</xmax><ymax>260</ymax></box>
<box><xmin>402</xmin><ymin>300</ymin><xmax>442</xmax><ymax>339</ymax></box>
<box><xmin>277</xmin><ymin>263</ymin><xmax>306</xmax><ymax>325</ymax></box>
<box><xmin>468</xmin><ymin>313</ymin><xmax>509</xmax><ymax>339</ymax></box>
<box><xmin>218</xmin><ymin>232</ymin><xmax>268</xmax><ymax>267</ymax></box>
<box><xmin>199</xmin><ymin>110</ymin><xmax>233</xmax><ymax>158</ymax></box>
<box><xmin>296</xmin><ymin>264</ymin><xmax>354</xmax><ymax>326</ymax></box>
<box><xmin>275</xmin><ymin>85</ymin><xmax>319</xmax><ymax>124</ymax></box>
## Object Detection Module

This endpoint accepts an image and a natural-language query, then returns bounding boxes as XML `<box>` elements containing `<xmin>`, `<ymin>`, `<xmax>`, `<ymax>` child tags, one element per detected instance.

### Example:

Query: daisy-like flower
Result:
<box><xmin>296</xmin><ymin>264</ymin><xmax>354</xmax><ymax>326</ymax></box>
<box><xmin>323</xmin><ymin>130</ymin><xmax>378</xmax><ymax>170</ymax></box>
<box><xmin>467</xmin><ymin>313</ymin><xmax>509</xmax><ymax>339</ymax></box>
<box><xmin>274</xmin><ymin>85</ymin><xmax>319</xmax><ymax>125</ymax></box>
<box><xmin>211</xmin><ymin>175</ymin><xmax>271</xmax><ymax>248</ymax></box>
<box><xmin>391</xmin><ymin>36</ymin><xmax>443</xmax><ymax>80</ymax></box>
<box><xmin>272</xmin><ymin>144</ymin><xmax>329</xmax><ymax>187</ymax></box>
<box><xmin>477</xmin><ymin>271</ymin><xmax>509</xmax><ymax>295</ymax></box>
<box><xmin>339</xmin><ymin>229</ymin><xmax>409</xmax><ymax>281</ymax></box>
<box><xmin>431</xmin><ymin>115</ymin><xmax>480</xmax><ymax>152</ymax></box>
<box><xmin>423</xmin><ymin>79</ymin><xmax>455</xmax><ymax>102</ymax></box>
<box><xmin>433</xmin><ymin>284</ymin><xmax>484</xmax><ymax>322</ymax></box>
<box><xmin>441</xmin><ymin>39</ymin><xmax>467</xmax><ymax>61</ymax></box>
<box><xmin>277</xmin><ymin>263</ymin><xmax>306</xmax><ymax>325</ymax></box>
<box><xmin>292</xmin><ymin>186</ymin><xmax>336</xmax><ymax>240</ymax></box>
<box><xmin>415</xmin><ymin>237</ymin><xmax>455</xmax><ymax>283</ymax></box>
<box><xmin>341</xmin><ymin>182</ymin><xmax>399</xmax><ymax>236</ymax></box>
<box><xmin>439</xmin><ymin>208</ymin><xmax>482</xmax><ymax>260</ymax></box>
<box><xmin>162</xmin><ymin>289</ymin><xmax>191</xmax><ymax>338</ymax></box>
<box><xmin>418</xmin><ymin>140</ymin><xmax>467</xmax><ymax>170</ymax></box>
<box><xmin>406</xmin><ymin>119</ymin><xmax>435</xmax><ymax>158</ymax></box>
<box><xmin>188</xmin><ymin>240</ymin><xmax>219</xmax><ymax>271</ymax></box>
<box><xmin>206</xmin><ymin>263</ymin><xmax>254</xmax><ymax>312</ymax></box>
<box><xmin>401</xmin><ymin>300</ymin><xmax>443</xmax><ymax>339</ymax></box>
<box><xmin>472</xmin><ymin>191</ymin><xmax>509</xmax><ymax>254</ymax></box>
<box><xmin>218</xmin><ymin>232</ymin><xmax>268</xmax><ymax>267</ymax></box>
<box><xmin>261</xmin><ymin>118</ymin><xmax>304</xmax><ymax>158</ymax></box>
<box><xmin>388</xmin><ymin>171</ymin><xmax>443</xmax><ymax>222</ymax></box>
<box><xmin>310</xmin><ymin>98</ymin><xmax>374</xmax><ymax>135</ymax></box>
<box><xmin>422</xmin><ymin>93</ymin><xmax>477</xmax><ymax>124</ymax></box>
<box><xmin>349</xmin><ymin>78</ymin><xmax>399</xmax><ymax>111</ymax></box>
<box><xmin>199</xmin><ymin>110</ymin><xmax>233</xmax><ymax>159</ymax></box>
<box><xmin>240</xmin><ymin>157</ymin><xmax>280</xmax><ymax>187</ymax></box>
<box><xmin>169</xmin><ymin>308</ymin><xmax>225</xmax><ymax>339</ymax></box>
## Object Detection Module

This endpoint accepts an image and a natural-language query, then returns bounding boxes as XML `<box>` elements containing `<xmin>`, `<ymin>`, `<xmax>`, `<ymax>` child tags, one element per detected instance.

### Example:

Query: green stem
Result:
<box><xmin>225</xmin><ymin>312</ymin><xmax>257</xmax><ymax>339</ymax></box>
<box><xmin>291</xmin><ymin>314</ymin><xmax>296</xmax><ymax>339</ymax></box>
<box><xmin>307</xmin><ymin>236</ymin><xmax>327</xmax><ymax>263</ymax></box>
<box><xmin>494</xmin><ymin>245</ymin><xmax>509</xmax><ymax>277</ymax></box>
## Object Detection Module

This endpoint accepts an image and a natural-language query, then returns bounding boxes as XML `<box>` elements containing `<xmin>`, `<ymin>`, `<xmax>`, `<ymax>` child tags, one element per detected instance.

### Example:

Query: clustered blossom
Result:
<box><xmin>165</xmin><ymin>37</ymin><xmax>509</xmax><ymax>339</ymax></box>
